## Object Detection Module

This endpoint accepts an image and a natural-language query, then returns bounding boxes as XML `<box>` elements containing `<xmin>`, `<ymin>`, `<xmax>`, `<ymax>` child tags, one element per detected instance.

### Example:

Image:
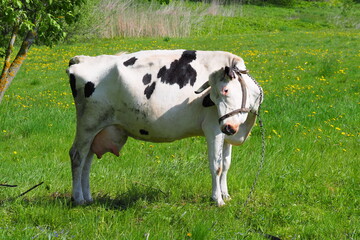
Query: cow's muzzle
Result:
<box><xmin>221</xmin><ymin>124</ymin><xmax>237</xmax><ymax>135</ymax></box>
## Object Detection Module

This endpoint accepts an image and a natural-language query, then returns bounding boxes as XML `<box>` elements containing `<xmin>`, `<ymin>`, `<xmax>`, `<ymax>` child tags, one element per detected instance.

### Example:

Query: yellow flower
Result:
<box><xmin>13</xmin><ymin>151</ymin><xmax>17</xmax><ymax>155</ymax></box>
<box><xmin>187</xmin><ymin>233</ymin><xmax>192</xmax><ymax>237</ymax></box>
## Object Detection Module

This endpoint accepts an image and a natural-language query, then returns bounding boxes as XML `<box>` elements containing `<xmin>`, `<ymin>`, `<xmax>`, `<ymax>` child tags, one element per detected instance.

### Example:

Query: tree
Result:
<box><xmin>0</xmin><ymin>0</ymin><xmax>86</xmax><ymax>103</ymax></box>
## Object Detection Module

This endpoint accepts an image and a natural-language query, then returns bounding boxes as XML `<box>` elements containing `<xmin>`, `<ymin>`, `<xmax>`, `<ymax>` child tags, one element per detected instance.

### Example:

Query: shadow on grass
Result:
<box><xmin>0</xmin><ymin>185</ymin><xmax>167</xmax><ymax>210</ymax></box>
<box><xmin>1</xmin><ymin>182</ymin><xmax>215</xmax><ymax>210</ymax></box>
<box><xmin>92</xmin><ymin>184</ymin><xmax>169</xmax><ymax>210</ymax></box>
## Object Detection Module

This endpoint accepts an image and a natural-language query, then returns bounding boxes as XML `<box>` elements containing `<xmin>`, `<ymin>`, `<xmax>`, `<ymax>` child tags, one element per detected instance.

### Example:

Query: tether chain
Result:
<box><xmin>241</xmin><ymin>109</ymin><xmax>266</xmax><ymax>211</ymax></box>
<box><xmin>238</xmin><ymin>72</ymin><xmax>266</xmax><ymax>215</ymax></box>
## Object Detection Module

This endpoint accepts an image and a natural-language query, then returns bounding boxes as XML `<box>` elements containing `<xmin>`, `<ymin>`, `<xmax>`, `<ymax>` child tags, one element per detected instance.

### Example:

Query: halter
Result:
<box><xmin>218</xmin><ymin>69</ymin><xmax>259</xmax><ymax>124</ymax></box>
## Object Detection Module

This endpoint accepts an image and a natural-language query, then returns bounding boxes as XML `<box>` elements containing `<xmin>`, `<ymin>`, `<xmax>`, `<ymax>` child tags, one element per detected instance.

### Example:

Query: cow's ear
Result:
<box><xmin>195</xmin><ymin>81</ymin><xmax>210</xmax><ymax>94</ymax></box>
<box><xmin>225</xmin><ymin>66</ymin><xmax>236</xmax><ymax>79</ymax></box>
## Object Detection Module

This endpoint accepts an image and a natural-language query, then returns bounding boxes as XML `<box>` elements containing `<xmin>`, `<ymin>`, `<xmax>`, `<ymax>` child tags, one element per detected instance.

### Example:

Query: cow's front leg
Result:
<box><xmin>206</xmin><ymin>133</ymin><xmax>226</xmax><ymax>206</ymax></box>
<box><xmin>220</xmin><ymin>142</ymin><xmax>232</xmax><ymax>201</ymax></box>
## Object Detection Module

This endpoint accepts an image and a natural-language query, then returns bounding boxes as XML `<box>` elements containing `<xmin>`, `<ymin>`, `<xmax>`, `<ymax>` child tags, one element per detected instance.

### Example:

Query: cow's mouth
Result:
<box><xmin>221</xmin><ymin>124</ymin><xmax>237</xmax><ymax>135</ymax></box>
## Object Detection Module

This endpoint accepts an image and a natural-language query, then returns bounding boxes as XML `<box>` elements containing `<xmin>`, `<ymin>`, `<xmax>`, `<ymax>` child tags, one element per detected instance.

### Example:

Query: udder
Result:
<box><xmin>91</xmin><ymin>125</ymin><xmax>128</xmax><ymax>159</ymax></box>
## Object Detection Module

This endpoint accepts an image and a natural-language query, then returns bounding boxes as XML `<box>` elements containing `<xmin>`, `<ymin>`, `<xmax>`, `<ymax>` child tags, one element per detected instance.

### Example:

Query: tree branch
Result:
<box><xmin>17</xmin><ymin>181</ymin><xmax>44</xmax><ymax>198</ymax></box>
<box><xmin>0</xmin><ymin>24</ymin><xmax>18</xmax><ymax>89</ymax></box>
<box><xmin>0</xmin><ymin>29</ymin><xmax>36</xmax><ymax>103</ymax></box>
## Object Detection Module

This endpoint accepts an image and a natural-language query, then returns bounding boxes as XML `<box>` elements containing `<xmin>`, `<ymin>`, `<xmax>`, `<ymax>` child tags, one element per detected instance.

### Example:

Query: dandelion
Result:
<box><xmin>13</xmin><ymin>151</ymin><xmax>17</xmax><ymax>155</ymax></box>
<box><xmin>2</xmin><ymin>130</ymin><xmax>6</xmax><ymax>133</ymax></box>
<box><xmin>187</xmin><ymin>233</ymin><xmax>192</xmax><ymax>237</ymax></box>
<box><xmin>295</xmin><ymin>148</ymin><xmax>301</xmax><ymax>152</ymax></box>
<box><xmin>335</xmin><ymin>127</ymin><xmax>341</xmax><ymax>131</ymax></box>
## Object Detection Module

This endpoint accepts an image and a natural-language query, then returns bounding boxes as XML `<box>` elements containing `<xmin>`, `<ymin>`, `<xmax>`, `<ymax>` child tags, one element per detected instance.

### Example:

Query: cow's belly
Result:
<box><xmin>113</xmin><ymin>100</ymin><xmax>205</xmax><ymax>142</ymax></box>
<box><xmin>120</xmin><ymin>112</ymin><xmax>204</xmax><ymax>142</ymax></box>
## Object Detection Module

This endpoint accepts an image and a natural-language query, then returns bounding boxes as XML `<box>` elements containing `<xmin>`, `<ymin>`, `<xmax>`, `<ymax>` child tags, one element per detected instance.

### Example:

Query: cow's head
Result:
<box><xmin>195</xmin><ymin>66</ymin><xmax>262</xmax><ymax>135</ymax></box>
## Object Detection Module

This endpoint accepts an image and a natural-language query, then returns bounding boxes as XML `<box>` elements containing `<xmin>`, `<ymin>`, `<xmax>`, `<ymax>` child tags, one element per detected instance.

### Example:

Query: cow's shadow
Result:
<box><xmin>91</xmin><ymin>185</ymin><xmax>169</xmax><ymax>210</ymax></box>
<box><xmin>0</xmin><ymin>184</ymin><xmax>168</xmax><ymax>211</ymax></box>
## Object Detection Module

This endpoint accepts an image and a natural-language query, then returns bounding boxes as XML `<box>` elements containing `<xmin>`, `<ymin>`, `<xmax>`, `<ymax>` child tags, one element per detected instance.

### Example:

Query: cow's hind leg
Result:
<box><xmin>81</xmin><ymin>151</ymin><xmax>95</xmax><ymax>203</ymax></box>
<box><xmin>70</xmin><ymin>125</ymin><xmax>128</xmax><ymax>205</ymax></box>
<box><xmin>69</xmin><ymin>143</ymin><xmax>92</xmax><ymax>205</ymax></box>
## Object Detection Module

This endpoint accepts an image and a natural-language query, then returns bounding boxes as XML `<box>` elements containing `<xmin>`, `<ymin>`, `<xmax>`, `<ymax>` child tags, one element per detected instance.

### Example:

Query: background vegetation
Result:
<box><xmin>1</xmin><ymin>0</ymin><xmax>359</xmax><ymax>239</ymax></box>
<box><xmin>66</xmin><ymin>0</ymin><xmax>360</xmax><ymax>39</ymax></box>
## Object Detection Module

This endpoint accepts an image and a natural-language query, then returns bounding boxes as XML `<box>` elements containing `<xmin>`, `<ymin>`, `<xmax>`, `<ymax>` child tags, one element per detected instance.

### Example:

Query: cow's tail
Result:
<box><xmin>68</xmin><ymin>55</ymin><xmax>87</xmax><ymax>67</ymax></box>
<box><xmin>66</xmin><ymin>56</ymin><xmax>88</xmax><ymax>99</ymax></box>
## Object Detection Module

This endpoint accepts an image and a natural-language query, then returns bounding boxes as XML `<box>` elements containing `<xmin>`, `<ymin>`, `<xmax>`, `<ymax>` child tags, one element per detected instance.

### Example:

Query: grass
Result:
<box><xmin>1</xmin><ymin>30</ymin><xmax>358</xmax><ymax>239</ymax></box>
<box><xmin>0</xmin><ymin>3</ymin><xmax>359</xmax><ymax>238</ymax></box>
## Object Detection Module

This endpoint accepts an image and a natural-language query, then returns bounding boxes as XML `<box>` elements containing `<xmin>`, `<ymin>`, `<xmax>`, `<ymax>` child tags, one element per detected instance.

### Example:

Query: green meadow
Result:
<box><xmin>1</xmin><ymin>2</ymin><xmax>359</xmax><ymax>239</ymax></box>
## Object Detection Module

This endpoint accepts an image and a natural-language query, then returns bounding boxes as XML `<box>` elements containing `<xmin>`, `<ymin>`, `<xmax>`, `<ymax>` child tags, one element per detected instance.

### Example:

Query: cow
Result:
<box><xmin>67</xmin><ymin>50</ymin><xmax>263</xmax><ymax>207</ymax></box>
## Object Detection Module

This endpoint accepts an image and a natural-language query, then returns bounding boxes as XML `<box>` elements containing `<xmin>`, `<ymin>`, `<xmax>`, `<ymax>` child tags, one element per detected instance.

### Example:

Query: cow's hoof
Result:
<box><xmin>222</xmin><ymin>194</ymin><xmax>231</xmax><ymax>201</ymax></box>
<box><xmin>84</xmin><ymin>198</ymin><xmax>94</xmax><ymax>204</ymax></box>
<box><xmin>72</xmin><ymin>199</ymin><xmax>86</xmax><ymax>206</ymax></box>
<box><xmin>217</xmin><ymin>199</ymin><xmax>226</xmax><ymax>207</ymax></box>
<box><xmin>212</xmin><ymin>195</ymin><xmax>226</xmax><ymax>207</ymax></box>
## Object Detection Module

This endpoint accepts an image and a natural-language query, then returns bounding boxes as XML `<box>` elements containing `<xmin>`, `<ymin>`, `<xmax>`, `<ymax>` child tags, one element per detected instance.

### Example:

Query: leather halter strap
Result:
<box><xmin>218</xmin><ymin>69</ymin><xmax>251</xmax><ymax>124</ymax></box>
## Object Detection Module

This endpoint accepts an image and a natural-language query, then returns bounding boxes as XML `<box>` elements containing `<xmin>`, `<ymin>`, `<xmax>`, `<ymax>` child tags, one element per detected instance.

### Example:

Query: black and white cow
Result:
<box><xmin>67</xmin><ymin>50</ymin><xmax>263</xmax><ymax>206</ymax></box>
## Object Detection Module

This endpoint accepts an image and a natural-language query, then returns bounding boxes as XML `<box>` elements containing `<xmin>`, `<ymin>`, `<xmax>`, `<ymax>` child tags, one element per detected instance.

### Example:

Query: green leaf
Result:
<box><xmin>15</xmin><ymin>0</ymin><xmax>22</xmax><ymax>8</ymax></box>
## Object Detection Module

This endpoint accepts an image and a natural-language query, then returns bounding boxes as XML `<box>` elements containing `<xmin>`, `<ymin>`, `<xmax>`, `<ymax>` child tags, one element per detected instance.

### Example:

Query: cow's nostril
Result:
<box><xmin>222</xmin><ymin>125</ymin><xmax>236</xmax><ymax>135</ymax></box>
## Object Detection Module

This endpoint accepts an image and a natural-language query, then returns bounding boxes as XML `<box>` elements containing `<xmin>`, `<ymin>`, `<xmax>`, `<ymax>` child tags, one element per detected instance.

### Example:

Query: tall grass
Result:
<box><xmin>72</xmin><ymin>0</ymin><xmax>359</xmax><ymax>39</ymax></box>
<box><xmin>85</xmin><ymin>0</ymin><xmax>243</xmax><ymax>38</ymax></box>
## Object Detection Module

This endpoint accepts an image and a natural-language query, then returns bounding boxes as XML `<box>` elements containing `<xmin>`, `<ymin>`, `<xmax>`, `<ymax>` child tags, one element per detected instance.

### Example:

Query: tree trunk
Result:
<box><xmin>0</xmin><ymin>30</ymin><xmax>36</xmax><ymax>104</ymax></box>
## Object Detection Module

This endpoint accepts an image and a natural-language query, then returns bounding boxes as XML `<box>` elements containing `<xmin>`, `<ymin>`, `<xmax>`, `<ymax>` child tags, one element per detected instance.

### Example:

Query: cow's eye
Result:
<box><xmin>222</xmin><ymin>88</ymin><xmax>229</xmax><ymax>95</ymax></box>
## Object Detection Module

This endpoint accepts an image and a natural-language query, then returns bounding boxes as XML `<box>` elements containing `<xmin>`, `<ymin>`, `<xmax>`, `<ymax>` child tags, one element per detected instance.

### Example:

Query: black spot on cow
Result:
<box><xmin>142</xmin><ymin>74</ymin><xmax>152</xmax><ymax>85</ymax></box>
<box><xmin>139</xmin><ymin>129</ymin><xmax>149</xmax><ymax>135</ymax></box>
<box><xmin>144</xmin><ymin>82</ymin><xmax>156</xmax><ymax>99</ymax></box>
<box><xmin>157</xmin><ymin>50</ymin><xmax>197</xmax><ymax>89</ymax></box>
<box><xmin>203</xmin><ymin>94</ymin><xmax>215</xmax><ymax>107</ymax></box>
<box><xmin>84</xmin><ymin>81</ymin><xmax>95</xmax><ymax>98</ymax></box>
<box><xmin>69</xmin><ymin>74</ymin><xmax>77</xmax><ymax>98</ymax></box>
<box><xmin>123</xmin><ymin>57</ymin><xmax>138</xmax><ymax>67</ymax></box>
